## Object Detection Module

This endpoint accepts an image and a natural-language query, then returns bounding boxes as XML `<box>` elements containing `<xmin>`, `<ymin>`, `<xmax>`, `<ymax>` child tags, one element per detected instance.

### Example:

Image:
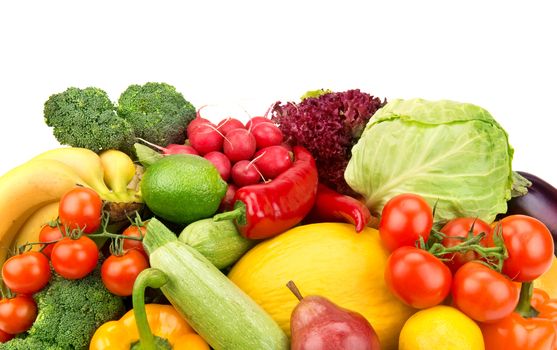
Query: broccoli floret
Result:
<box><xmin>0</xmin><ymin>267</ymin><xmax>125</xmax><ymax>350</ymax></box>
<box><xmin>44</xmin><ymin>87</ymin><xmax>136</xmax><ymax>154</ymax></box>
<box><xmin>117</xmin><ymin>82</ymin><xmax>196</xmax><ymax>147</ymax></box>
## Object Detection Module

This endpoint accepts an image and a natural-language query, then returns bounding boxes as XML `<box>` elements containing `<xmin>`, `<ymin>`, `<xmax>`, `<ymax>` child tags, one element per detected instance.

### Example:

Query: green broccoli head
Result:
<box><xmin>117</xmin><ymin>82</ymin><xmax>196</xmax><ymax>147</ymax></box>
<box><xmin>0</xmin><ymin>267</ymin><xmax>125</xmax><ymax>350</ymax></box>
<box><xmin>44</xmin><ymin>87</ymin><xmax>136</xmax><ymax>154</ymax></box>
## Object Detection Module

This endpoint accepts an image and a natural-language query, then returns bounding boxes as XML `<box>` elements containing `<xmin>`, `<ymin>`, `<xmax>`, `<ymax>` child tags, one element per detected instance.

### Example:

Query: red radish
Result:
<box><xmin>189</xmin><ymin>125</ymin><xmax>225</xmax><ymax>155</ymax></box>
<box><xmin>137</xmin><ymin>138</ymin><xmax>199</xmax><ymax>155</ymax></box>
<box><xmin>253</xmin><ymin>145</ymin><xmax>293</xmax><ymax>179</ymax></box>
<box><xmin>187</xmin><ymin>116</ymin><xmax>212</xmax><ymax>136</ymax></box>
<box><xmin>204</xmin><ymin>151</ymin><xmax>232</xmax><ymax>181</ymax></box>
<box><xmin>223</xmin><ymin>128</ymin><xmax>256</xmax><ymax>162</ymax></box>
<box><xmin>251</xmin><ymin>122</ymin><xmax>284</xmax><ymax>149</ymax></box>
<box><xmin>165</xmin><ymin>144</ymin><xmax>199</xmax><ymax>155</ymax></box>
<box><xmin>245</xmin><ymin>116</ymin><xmax>271</xmax><ymax>131</ymax></box>
<box><xmin>217</xmin><ymin>117</ymin><xmax>245</xmax><ymax>136</ymax></box>
<box><xmin>231</xmin><ymin>160</ymin><xmax>262</xmax><ymax>187</ymax></box>
<box><xmin>219</xmin><ymin>183</ymin><xmax>238</xmax><ymax>211</ymax></box>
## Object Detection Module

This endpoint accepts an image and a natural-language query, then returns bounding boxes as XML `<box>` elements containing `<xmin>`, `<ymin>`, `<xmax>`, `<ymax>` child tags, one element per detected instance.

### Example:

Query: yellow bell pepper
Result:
<box><xmin>89</xmin><ymin>304</ymin><xmax>209</xmax><ymax>350</ymax></box>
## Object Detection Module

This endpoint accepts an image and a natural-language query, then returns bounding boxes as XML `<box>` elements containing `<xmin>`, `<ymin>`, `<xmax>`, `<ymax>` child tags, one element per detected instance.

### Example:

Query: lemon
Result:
<box><xmin>141</xmin><ymin>154</ymin><xmax>227</xmax><ymax>225</ymax></box>
<box><xmin>399</xmin><ymin>305</ymin><xmax>484</xmax><ymax>350</ymax></box>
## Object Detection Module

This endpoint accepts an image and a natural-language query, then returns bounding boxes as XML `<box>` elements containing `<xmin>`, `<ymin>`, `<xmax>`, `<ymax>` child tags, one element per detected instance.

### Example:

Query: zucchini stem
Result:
<box><xmin>132</xmin><ymin>268</ymin><xmax>168</xmax><ymax>350</ymax></box>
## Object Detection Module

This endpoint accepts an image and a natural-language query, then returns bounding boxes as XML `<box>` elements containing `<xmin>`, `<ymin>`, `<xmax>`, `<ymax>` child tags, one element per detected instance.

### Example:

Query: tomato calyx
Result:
<box><xmin>422</xmin><ymin>222</ymin><xmax>508</xmax><ymax>271</ymax></box>
<box><xmin>515</xmin><ymin>282</ymin><xmax>539</xmax><ymax>318</ymax></box>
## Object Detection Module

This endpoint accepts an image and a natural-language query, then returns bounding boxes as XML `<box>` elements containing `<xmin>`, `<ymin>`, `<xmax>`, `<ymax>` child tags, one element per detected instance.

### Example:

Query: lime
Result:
<box><xmin>399</xmin><ymin>305</ymin><xmax>484</xmax><ymax>350</ymax></box>
<box><xmin>141</xmin><ymin>154</ymin><xmax>228</xmax><ymax>225</ymax></box>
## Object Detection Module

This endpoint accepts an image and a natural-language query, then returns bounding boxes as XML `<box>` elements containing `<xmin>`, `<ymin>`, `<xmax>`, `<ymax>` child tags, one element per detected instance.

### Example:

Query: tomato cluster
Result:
<box><xmin>0</xmin><ymin>187</ymin><xmax>149</xmax><ymax>340</ymax></box>
<box><xmin>381</xmin><ymin>193</ymin><xmax>555</xmax><ymax>326</ymax></box>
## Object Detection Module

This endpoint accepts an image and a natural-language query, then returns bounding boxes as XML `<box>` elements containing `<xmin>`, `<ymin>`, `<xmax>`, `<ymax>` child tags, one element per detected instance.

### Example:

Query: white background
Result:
<box><xmin>1</xmin><ymin>1</ymin><xmax>556</xmax><ymax>186</ymax></box>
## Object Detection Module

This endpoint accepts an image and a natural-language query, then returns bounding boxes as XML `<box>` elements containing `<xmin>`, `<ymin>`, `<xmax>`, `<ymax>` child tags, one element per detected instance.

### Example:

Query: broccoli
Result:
<box><xmin>43</xmin><ymin>83</ymin><xmax>196</xmax><ymax>156</ymax></box>
<box><xmin>0</xmin><ymin>267</ymin><xmax>125</xmax><ymax>350</ymax></box>
<box><xmin>117</xmin><ymin>82</ymin><xmax>196</xmax><ymax>147</ymax></box>
<box><xmin>44</xmin><ymin>87</ymin><xmax>136</xmax><ymax>154</ymax></box>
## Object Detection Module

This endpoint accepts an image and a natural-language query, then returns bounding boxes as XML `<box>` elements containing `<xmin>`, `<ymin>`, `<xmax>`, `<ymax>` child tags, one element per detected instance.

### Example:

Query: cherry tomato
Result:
<box><xmin>122</xmin><ymin>224</ymin><xmax>147</xmax><ymax>258</ymax></box>
<box><xmin>0</xmin><ymin>328</ymin><xmax>14</xmax><ymax>342</ymax></box>
<box><xmin>441</xmin><ymin>217</ymin><xmax>493</xmax><ymax>272</ymax></box>
<box><xmin>38</xmin><ymin>223</ymin><xmax>65</xmax><ymax>258</ymax></box>
<box><xmin>452</xmin><ymin>261</ymin><xmax>519</xmax><ymax>323</ymax></box>
<box><xmin>0</xmin><ymin>295</ymin><xmax>37</xmax><ymax>335</ymax></box>
<box><xmin>379</xmin><ymin>193</ymin><xmax>433</xmax><ymax>252</ymax></box>
<box><xmin>101</xmin><ymin>249</ymin><xmax>149</xmax><ymax>296</ymax></box>
<box><xmin>384</xmin><ymin>246</ymin><xmax>452</xmax><ymax>309</ymax></box>
<box><xmin>59</xmin><ymin>187</ymin><xmax>102</xmax><ymax>234</ymax></box>
<box><xmin>51</xmin><ymin>236</ymin><xmax>99</xmax><ymax>280</ymax></box>
<box><xmin>1</xmin><ymin>251</ymin><xmax>51</xmax><ymax>295</ymax></box>
<box><xmin>501</xmin><ymin>215</ymin><xmax>554</xmax><ymax>282</ymax></box>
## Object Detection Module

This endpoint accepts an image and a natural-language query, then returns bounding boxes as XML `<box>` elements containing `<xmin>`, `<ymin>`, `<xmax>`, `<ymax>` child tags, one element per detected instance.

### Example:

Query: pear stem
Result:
<box><xmin>286</xmin><ymin>280</ymin><xmax>304</xmax><ymax>301</ymax></box>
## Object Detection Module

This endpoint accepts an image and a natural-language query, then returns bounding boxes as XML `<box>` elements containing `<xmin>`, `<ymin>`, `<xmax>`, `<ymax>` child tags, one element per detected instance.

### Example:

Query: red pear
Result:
<box><xmin>287</xmin><ymin>281</ymin><xmax>381</xmax><ymax>350</ymax></box>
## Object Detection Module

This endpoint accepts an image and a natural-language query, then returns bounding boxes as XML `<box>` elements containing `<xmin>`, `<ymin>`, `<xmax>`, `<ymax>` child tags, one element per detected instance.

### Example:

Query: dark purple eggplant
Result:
<box><xmin>502</xmin><ymin>171</ymin><xmax>557</xmax><ymax>255</ymax></box>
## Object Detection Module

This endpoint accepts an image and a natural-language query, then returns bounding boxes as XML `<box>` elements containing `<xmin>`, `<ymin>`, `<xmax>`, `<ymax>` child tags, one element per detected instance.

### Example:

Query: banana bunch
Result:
<box><xmin>0</xmin><ymin>147</ymin><xmax>141</xmax><ymax>265</ymax></box>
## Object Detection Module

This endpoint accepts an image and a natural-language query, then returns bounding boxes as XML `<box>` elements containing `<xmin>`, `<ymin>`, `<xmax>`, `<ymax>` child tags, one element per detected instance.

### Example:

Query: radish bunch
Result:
<box><xmin>185</xmin><ymin>112</ymin><xmax>294</xmax><ymax>209</ymax></box>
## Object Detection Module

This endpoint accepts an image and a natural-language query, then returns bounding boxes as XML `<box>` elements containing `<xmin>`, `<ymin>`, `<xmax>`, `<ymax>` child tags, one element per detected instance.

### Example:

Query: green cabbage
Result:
<box><xmin>344</xmin><ymin>98</ymin><xmax>525</xmax><ymax>223</ymax></box>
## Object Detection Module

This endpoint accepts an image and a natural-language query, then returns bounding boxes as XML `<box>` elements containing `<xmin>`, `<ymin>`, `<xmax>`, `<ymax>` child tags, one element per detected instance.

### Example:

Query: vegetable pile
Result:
<box><xmin>2</xmin><ymin>83</ymin><xmax>557</xmax><ymax>350</ymax></box>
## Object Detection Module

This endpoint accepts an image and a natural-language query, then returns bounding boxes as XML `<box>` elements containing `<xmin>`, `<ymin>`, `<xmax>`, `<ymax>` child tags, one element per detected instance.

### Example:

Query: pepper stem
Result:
<box><xmin>213</xmin><ymin>203</ymin><xmax>246</xmax><ymax>225</ymax></box>
<box><xmin>515</xmin><ymin>282</ymin><xmax>538</xmax><ymax>318</ymax></box>
<box><xmin>132</xmin><ymin>268</ymin><xmax>168</xmax><ymax>350</ymax></box>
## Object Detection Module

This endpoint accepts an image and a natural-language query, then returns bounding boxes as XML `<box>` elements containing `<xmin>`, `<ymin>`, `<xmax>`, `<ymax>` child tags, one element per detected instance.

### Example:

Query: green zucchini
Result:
<box><xmin>135</xmin><ymin>218</ymin><xmax>289</xmax><ymax>350</ymax></box>
<box><xmin>179</xmin><ymin>218</ymin><xmax>255</xmax><ymax>269</ymax></box>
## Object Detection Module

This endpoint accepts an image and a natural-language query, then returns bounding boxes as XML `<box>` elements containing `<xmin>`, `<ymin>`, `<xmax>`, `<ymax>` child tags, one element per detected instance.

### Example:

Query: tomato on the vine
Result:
<box><xmin>122</xmin><ymin>224</ymin><xmax>147</xmax><ymax>258</ymax></box>
<box><xmin>452</xmin><ymin>261</ymin><xmax>519</xmax><ymax>323</ymax></box>
<box><xmin>384</xmin><ymin>246</ymin><xmax>452</xmax><ymax>309</ymax></box>
<box><xmin>38</xmin><ymin>223</ymin><xmax>65</xmax><ymax>258</ymax></box>
<box><xmin>0</xmin><ymin>328</ymin><xmax>14</xmax><ymax>342</ymax></box>
<box><xmin>0</xmin><ymin>295</ymin><xmax>37</xmax><ymax>335</ymax></box>
<box><xmin>51</xmin><ymin>236</ymin><xmax>99</xmax><ymax>280</ymax></box>
<box><xmin>441</xmin><ymin>217</ymin><xmax>493</xmax><ymax>272</ymax></box>
<box><xmin>101</xmin><ymin>249</ymin><xmax>149</xmax><ymax>296</ymax></box>
<box><xmin>379</xmin><ymin>193</ymin><xmax>433</xmax><ymax>252</ymax></box>
<box><xmin>59</xmin><ymin>187</ymin><xmax>103</xmax><ymax>234</ymax></box>
<box><xmin>1</xmin><ymin>251</ymin><xmax>51</xmax><ymax>295</ymax></box>
<box><xmin>500</xmin><ymin>215</ymin><xmax>554</xmax><ymax>282</ymax></box>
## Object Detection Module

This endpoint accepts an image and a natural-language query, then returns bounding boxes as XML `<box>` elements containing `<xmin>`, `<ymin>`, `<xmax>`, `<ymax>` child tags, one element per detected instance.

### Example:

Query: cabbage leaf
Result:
<box><xmin>344</xmin><ymin>98</ymin><xmax>521</xmax><ymax>223</ymax></box>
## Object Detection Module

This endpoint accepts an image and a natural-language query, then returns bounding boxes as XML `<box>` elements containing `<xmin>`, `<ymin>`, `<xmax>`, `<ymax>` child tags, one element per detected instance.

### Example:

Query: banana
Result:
<box><xmin>31</xmin><ymin>147</ymin><xmax>113</xmax><ymax>199</ymax></box>
<box><xmin>11</xmin><ymin>201</ymin><xmax>60</xmax><ymax>253</ymax></box>
<box><xmin>0</xmin><ymin>159</ymin><xmax>86</xmax><ymax>264</ymax></box>
<box><xmin>99</xmin><ymin>149</ymin><xmax>136</xmax><ymax>194</ymax></box>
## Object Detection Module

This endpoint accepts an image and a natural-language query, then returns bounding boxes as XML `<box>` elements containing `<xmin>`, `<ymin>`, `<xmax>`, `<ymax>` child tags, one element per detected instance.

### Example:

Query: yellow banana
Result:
<box><xmin>99</xmin><ymin>149</ymin><xmax>136</xmax><ymax>194</ymax></box>
<box><xmin>31</xmin><ymin>147</ymin><xmax>113</xmax><ymax>199</ymax></box>
<box><xmin>11</xmin><ymin>201</ymin><xmax>60</xmax><ymax>253</ymax></box>
<box><xmin>0</xmin><ymin>159</ymin><xmax>86</xmax><ymax>264</ymax></box>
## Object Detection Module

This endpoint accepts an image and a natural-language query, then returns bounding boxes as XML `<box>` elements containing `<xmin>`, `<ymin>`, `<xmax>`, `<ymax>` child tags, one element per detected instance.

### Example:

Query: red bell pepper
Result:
<box><xmin>305</xmin><ymin>183</ymin><xmax>372</xmax><ymax>232</ymax></box>
<box><xmin>214</xmin><ymin>146</ymin><xmax>318</xmax><ymax>239</ymax></box>
<box><xmin>481</xmin><ymin>283</ymin><xmax>557</xmax><ymax>350</ymax></box>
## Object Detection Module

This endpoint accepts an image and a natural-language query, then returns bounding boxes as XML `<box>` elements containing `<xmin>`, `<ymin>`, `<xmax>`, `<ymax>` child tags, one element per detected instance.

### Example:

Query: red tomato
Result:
<box><xmin>379</xmin><ymin>193</ymin><xmax>433</xmax><ymax>252</ymax></box>
<box><xmin>441</xmin><ymin>217</ymin><xmax>493</xmax><ymax>272</ymax></box>
<box><xmin>101</xmin><ymin>249</ymin><xmax>149</xmax><ymax>296</ymax></box>
<box><xmin>51</xmin><ymin>236</ymin><xmax>99</xmax><ymax>280</ymax></box>
<box><xmin>500</xmin><ymin>215</ymin><xmax>554</xmax><ymax>282</ymax></box>
<box><xmin>1</xmin><ymin>251</ymin><xmax>51</xmax><ymax>295</ymax></box>
<box><xmin>122</xmin><ymin>224</ymin><xmax>147</xmax><ymax>258</ymax></box>
<box><xmin>452</xmin><ymin>261</ymin><xmax>519</xmax><ymax>323</ymax></box>
<box><xmin>38</xmin><ymin>223</ymin><xmax>65</xmax><ymax>258</ymax></box>
<box><xmin>59</xmin><ymin>187</ymin><xmax>102</xmax><ymax>234</ymax></box>
<box><xmin>0</xmin><ymin>328</ymin><xmax>14</xmax><ymax>342</ymax></box>
<box><xmin>384</xmin><ymin>246</ymin><xmax>452</xmax><ymax>309</ymax></box>
<box><xmin>0</xmin><ymin>295</ymin><xmax>37</xmax><ymax>335</ymax></box>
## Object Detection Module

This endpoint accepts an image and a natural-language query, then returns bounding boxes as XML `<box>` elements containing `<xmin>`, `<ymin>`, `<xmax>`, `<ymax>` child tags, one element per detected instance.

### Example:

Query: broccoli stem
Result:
<box><xmin>132</xmin><ymin>268</ymin><xmax>168</xmax><ymax>350</ymax></box>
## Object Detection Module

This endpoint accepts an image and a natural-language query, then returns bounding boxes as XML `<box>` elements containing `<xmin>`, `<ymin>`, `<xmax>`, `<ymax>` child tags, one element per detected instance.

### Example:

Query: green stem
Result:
<box><xmin>88</xmin><ymin>232</ymin><xmax>143</xmax><ymax>241</ymax></box>
<box><xmin>515</xmin><ymin>282</ymin><xmax>538</xmax><ymax>318</ymax></box>
<box><xmin>213</xmin><ymin>206</ymin><xmax>244</xmax><ymax>222</ymax></box>
<box><xmin>132</xmin><ymin>268</ymin><xmax>168</xmax><ymax>350</ymax></box>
